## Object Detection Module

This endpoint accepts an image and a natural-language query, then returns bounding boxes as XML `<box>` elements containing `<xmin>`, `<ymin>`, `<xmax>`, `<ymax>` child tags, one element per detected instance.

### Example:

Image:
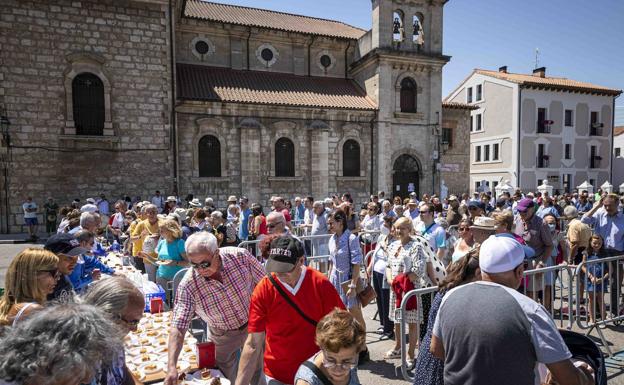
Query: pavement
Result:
<box><xmin>0</xmin><ymin>239</ymin><xmax>624</xmax><ymax>384</ymax></box>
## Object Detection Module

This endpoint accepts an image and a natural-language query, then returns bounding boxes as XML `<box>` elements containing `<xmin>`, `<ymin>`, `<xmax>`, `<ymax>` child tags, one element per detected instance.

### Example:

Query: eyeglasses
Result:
<box><xmin>190</xmin><ymin>260</ymin><xmax>213</xmax><ymax>270</ymax></box>
<box><xmin>116</xmin><ymin>314</ymin><xmax>141</xmax><ymax>327</ymax></box>
<box><xmin>321</xmin><ymin>351</ymin><xmax>357</xmax><ymax>371</ymax></box>
<box><xmin>38</xmin><ymin>269</ymin><xmax>61</xmax><ymax>279</ymax></box>
<box><xmin>458</xmin><ymin>227</ymin><xmax>469</xmax><ymax>231</ymax></box>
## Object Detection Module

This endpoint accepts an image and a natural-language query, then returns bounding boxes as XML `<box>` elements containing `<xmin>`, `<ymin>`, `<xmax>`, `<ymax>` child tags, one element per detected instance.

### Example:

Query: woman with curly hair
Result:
<box><xmin>0</xmin><ymin>303</ymin><xmax>123</xmax><ymax>385</ymax></box>
<box><xmin>0</xmin><ymin>248</ymin><xmax>59</xmax><ymax>326</ymax></box>
<box><xmin>294</xmin><ymin>309</ymin><xmax>365</xmax><ymax>385</ymax></box>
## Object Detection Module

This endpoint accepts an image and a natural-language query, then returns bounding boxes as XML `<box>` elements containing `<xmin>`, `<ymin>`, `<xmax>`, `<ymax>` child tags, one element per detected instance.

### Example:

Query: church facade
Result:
<box><xmin>0</xmin><ymin>0</ymin><xmax>469</xmax><ymax>232</ymax></box>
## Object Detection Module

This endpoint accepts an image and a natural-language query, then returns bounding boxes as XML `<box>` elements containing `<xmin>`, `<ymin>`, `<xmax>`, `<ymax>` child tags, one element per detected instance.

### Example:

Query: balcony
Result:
<box><xmin>537</xmin><ymin>120</ymin><xmax>552</xmax><ymax>134</ymax></box>
<box><xmin>590</xmin><ymin>155</ymin><xmax>602</xmax><ymax>169</ymax></box>
<box><xmin>590</xmin><ymin>123</ymin><xmax>603</xmax><ymax>136</ymax></box>
<box><xmin>537</xmin><ymin>155</ymin><xmax>550</xmax><ymax>168</ymax></box>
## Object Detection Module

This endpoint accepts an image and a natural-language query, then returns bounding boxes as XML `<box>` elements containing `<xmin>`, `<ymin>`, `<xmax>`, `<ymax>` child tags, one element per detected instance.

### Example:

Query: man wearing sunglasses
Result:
<box><xmin>236</xmin><ymin>235</ymin><xmax>345</xmax><ymax>385</ymax></box>
<box><xmin>165</xmin><ymin>232</ymin><xmax>265</xmax><ymax>385</ymax></box>
<box><xmin>44</xmin><ymin>233</ymin><xmax>89</xmax><ymax>303</ymax></box>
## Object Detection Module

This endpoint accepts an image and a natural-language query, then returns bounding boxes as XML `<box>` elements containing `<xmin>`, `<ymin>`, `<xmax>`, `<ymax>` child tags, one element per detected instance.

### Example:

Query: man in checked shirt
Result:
<box><xmin>164</xmin><ymin>232</ymin><xmax>265</xmax><ymax>385</ymax></box>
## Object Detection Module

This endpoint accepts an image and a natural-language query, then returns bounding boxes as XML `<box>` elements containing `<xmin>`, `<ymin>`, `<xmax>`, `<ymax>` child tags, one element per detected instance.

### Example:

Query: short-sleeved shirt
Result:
<box><xmin>416</xmin><ymin>222</ymin><xmax>446</xmax><ymax>252</ymax></box>
<box><xmin>239</xmin><ymin>208</ymin><xmax>252</xmax><ymax>240</ymax></box>
<box><xmin>566</xmin><ymin>219</ymin><xmax>591</xmax><ymax>248</ymax></box>
<box><xmin>520</xmin><ymin>214</ymin><xmax>553</xmax><ymax>259</ymax></box>
<box><xmin>311</xmin><ymin>212</ymin><xmax>328</xmax><ymax>236</ymax></box>
<box><xmin>294</xmin><ymin>353</ymin><xmax>360</xmax><ymax>385</ymax></box>
<box><xmin>433</xmin><ymin>281</ymin><xmax>571</xmax><ymax>385</ymax></box>
<box><xmin>156</xmin><ymin>238</ymin><xmax>186</xmax><ymax>280</ymax></box>
<box><xmin>22</xmin><ymin>202</ymin><xmax>37</xmax><ymax>218</ymax></box>
<box><xmin>248</xmin><ymin>267</ymin><xmax>345</xmax><ymax>384</ymax></box>
<box><xmin>172</xmin><ymin>247</ymin><xmax>265</xmax><ymax>331</ymax></box>
<box><xmin>581</xmin><ymin>208</ymin><xmax>624</xmax><ymax>251</ymax></box>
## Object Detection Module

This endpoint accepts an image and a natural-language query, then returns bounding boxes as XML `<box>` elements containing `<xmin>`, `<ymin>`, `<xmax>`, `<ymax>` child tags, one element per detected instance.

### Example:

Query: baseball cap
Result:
<box><xmin>479</xmin><ymin>235</ymin><xmax>525</xmax><ymax>273</ymax></box>
<box><xmin>265</xmin><ymin>235</ymin><xmax>304</xmax><ymax>273</ymax></box>
<box><xmin>44</xmin><ymin>234</ymin><xmax>89</xmax><ymax>260</ymax></box>
<box><xmin>516</xmin><ymin>198</ymin><xmax>535</xmax><ymax>213</ymax></box>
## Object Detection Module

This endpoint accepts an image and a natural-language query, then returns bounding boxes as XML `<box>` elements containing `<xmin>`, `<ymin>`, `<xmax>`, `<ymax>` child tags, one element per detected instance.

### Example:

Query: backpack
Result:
<box><xmin>225</xmin><ymin>221</ymin><xmax>239</xmax><ymax>244</ymax></box>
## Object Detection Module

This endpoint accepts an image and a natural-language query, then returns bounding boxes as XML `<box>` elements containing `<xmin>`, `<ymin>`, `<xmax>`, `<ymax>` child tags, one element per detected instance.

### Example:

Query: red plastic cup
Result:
<box><xmin>197</xmin><ymin>341</ymin><xmax>216</xmax><ymax>368</ymax></box>
<box><xmin>150</xmin><ymin>297</ymin><xmax>163</xmax><ymax>314</ymax></box>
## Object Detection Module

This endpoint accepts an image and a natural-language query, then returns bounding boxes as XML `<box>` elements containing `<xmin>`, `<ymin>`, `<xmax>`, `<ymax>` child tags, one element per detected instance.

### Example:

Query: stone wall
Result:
<box><xmin>0</xmin><ymin>0</ymin><xmax>173</xmax><ymax>232</ymax></box>
<box><xmin>175</xmin><ymin>102</ymin><xmax>375</xmax><ymax>209</ymax></box>
<box><xmin>440</xmin><ymin>107</ymin><xmax>471</xmax><ymax>195</ymax></box>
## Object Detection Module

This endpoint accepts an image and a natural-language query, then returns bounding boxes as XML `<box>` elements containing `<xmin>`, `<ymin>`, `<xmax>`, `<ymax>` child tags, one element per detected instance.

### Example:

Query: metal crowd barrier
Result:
<box><xmin>574</xmin><ymin>253</ymin><xmax>624</xmax><ymax>357</ymax></box>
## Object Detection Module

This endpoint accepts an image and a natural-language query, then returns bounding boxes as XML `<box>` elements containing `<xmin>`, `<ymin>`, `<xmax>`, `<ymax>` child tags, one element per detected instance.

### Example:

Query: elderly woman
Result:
<box><xmin>132</xmin><ymin>203</ymin><xmax>162</xmax><ymax>282</ymax></box>
<box><xmin>327</xmin><ymin>210</ymin><xmax>369</xmax><ymax>363</ymax></box>
<box><xmin>367</xmin><ymin>215</ymin><xmax>397</xmax><ymax>339</ymax></box>
<box><xmin>294</xmin><ymin>309</ymin><xmax>365</xmax><ymax>385</ymax></box>
<box><xmin>155</xmin><ymin>219</ymin><xmax>188</xmax><ymax>301</ymax></box>
<box><xmin>81</xmin><ymin>277</ymin><xmax>145</xmax><ymax>385</ymax></box>
<box><xmin>384</xmin><ymin>217</ymin><xmax>437</xmax><ymax>367</ymax></box>
<box><xmin>0</xmin><ymin>248</ymin><xmax>59</xmax><ymax>326</ymax></box>
<box><xmin>0</xmin><ymin>303</ymin><xmax>122</xmax><ymax>385</ymax></box>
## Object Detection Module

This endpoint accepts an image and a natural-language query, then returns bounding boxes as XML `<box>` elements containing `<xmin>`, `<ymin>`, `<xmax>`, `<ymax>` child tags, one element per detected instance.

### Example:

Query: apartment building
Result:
<box><xmin>445</xmin><ymin>66</ymin><xmax>621</xmax><ymax>193</ymax></box>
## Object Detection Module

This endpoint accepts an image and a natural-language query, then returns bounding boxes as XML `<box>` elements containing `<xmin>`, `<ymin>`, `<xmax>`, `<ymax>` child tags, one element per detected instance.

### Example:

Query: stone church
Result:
<box><xmin>0</xmin><ymin>0</ymin><xmax>471</xmax><ymax>232</ymax></box>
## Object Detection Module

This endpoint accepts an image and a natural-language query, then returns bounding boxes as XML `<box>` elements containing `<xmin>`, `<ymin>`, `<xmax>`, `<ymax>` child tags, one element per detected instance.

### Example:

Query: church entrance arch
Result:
<box><xmin>392</xmin><ymin>154</ymin><xmax>420</xmax><ymax>199</ymax></box>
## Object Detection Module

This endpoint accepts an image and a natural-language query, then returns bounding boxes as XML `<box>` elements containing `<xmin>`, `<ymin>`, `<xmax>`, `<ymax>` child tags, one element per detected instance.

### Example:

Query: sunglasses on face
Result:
<box><xmin>190</xmin><ymin>260</ymin><xmax>213</xmax><ymax>270</ymax></box>
<box><xmin>458</xmin><ymin>227</ymin><xmax>469</xmax><ymax>231</ymax></box>
<box><xmin>420</xmin><ymin>210</ymin><xmax>430</xmax><ymax>214</ymax></box>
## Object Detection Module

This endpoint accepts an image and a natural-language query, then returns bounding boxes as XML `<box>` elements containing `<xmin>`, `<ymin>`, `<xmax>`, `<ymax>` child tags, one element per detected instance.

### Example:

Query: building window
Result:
<box><xmin>537</xmin><ymin>143</ymin><xmax>548</xmax><ymax>168</ymax></box>
<box><xmin>412</xmin><ymin>14</ymin><xmax>424</xmax><ymax>45</ymax></box>
<box><xmin>467</xmin><ymin>87</ymin><xmax>473</xmax><ymax>103</ymax></box>
<box><xmin>563</xmin><ymin>174</ymin><xmax>572</xmax><ymax>193</ymax></box>
<box><xmin>475</xmin><ymin>113</ymin><xmax>482</xmax><ymax>131</ymax></box>
<box><xmin>476</xmin><ymin>84</ymin><xmax>483</xmax><ymax>101</ymax></box>
<box><xmin>256</xmin><ymin>43</ymin><xmax>279</xmax><ymax>67</ymax></box>
<box><xmin>400</xmin><ymin>77</ymin><xmax>417</xmax><ymax>113</ymax></box>
<box><xmin>320</xmin><ymin>55</ymin><xmax>331</xmax><ymax>68</ymax></box>
<box><xmin>484</xmin><ymin>145</ymin><xmax>490</xmax><ymax>161</ymax></box>
<box><xmin>565</xmin><ymin>144</ymin><xmax>571</xmax><ymax>159</ymax></box>
<box><xmin>190</xmin><ymin>37</ymin><xmax>215</xmax><ymax>60</ymax></box>
<box><xmin>590</xmin><ymin>178</ymin><xmax>596</xmax><ymax>187</ymax></box>
<box><xmin>275</xmin><ymin>137</ymin><xmax>295</xmax><ymax>177</ymax></box>
<box><xmin>475</xmin><ymin>145</ymin><xmax>481</xmax><ymax>162</ymax></box>
<box><xmin>392</xmin><ymin>10</ymin><xmax>405</xmax><ymax>42</ymax></box>
<box><xmin>442</xmin><ymin>127</ymin><xmax>452</xmax><ymax>148</ymax></box>
<box><xmin>565</xmin><ymin>109</ymin><xmax>573</xmax><ymax>126</ymax></box>
<box><xmin>72</xmin><ymin>73</ymin><xmax>105</xmax><ymax>136</ymax></box>
<box><xmin>590</xmin><ymin>145</ymin><xmax>601</xmax><ymax>168</ymax></box>
<box><xmin>492</xmin><ymin>180</ymin><xmax>498</xmax><ymax>190</ymax></box>
<box><xmin>616</xmin><ymin>147</ymin><xmax>621</xmax><ymax>157</ymax></box>
<box><xmin>470</xmin><ymin>115</ymin><xmax>474</xmax><ymax>132</ymax></box>
<box><xmin>198</xmin><ymin>135</ymin><xmax>221</xmax><ymax>177</ymax></box>
<box><xmin>475</xmin><ymin>181</ymin><xmax>481</xmax><ymax>191</ymax></box>
<box><xmin>537</xmin><ymin>107</ymin><xmax>550</xmax><ymax>133</ymax></box>
<box><xmin>590</xmin><ymin>111</ymin><xmax>601</xmax><ymax>136</ymax></box>
<box><xmin>493</xmin><ymin>143</ymin><xmax>499</xmax><ymax>160</ymax></box>
<box><xmin>343</xmin><ymin>140</ymin><xmax>360</xmax><ymax>177</ymax></box>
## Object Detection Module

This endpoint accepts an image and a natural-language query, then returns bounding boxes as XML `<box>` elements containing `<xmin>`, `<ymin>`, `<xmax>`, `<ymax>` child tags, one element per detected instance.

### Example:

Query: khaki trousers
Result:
<box><xmin>208</xmin><ymin>325</ymin><xmax>265</xmax><ymax>385</ymax></box>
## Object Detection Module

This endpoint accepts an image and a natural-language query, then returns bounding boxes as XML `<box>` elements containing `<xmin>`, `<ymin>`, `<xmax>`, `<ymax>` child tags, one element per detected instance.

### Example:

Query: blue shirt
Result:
<box><xmin>239</xmin><ymin>208</ymin><xmax>252</xmax><ymax>241</ymax></box>
<box><xmin>295</xmin><ymin>204</ymin><xmax>306</xmax><ymax>223</ymax></box>
<box><xmin>416</xmin><ymin>222</ymin><xmax>446</xmax><ymax>252</ymax></box>
<box><xmin>156</xmin><ymin>238</ymin><xmax>186</xmax><ymax>280</ymax></box>
<box><xmin>68</xmin><ymin>254</ymin><xmax>115</xmax><ymax>293</ymax></box>
<box><xmin>536</xmin><ymin>206</ymin><xmax>559</xmax><ymax>219</ymax></box>
<box><xmin>582</xmin><ymin>209</ymin><xmax>624</xmax><ymax>251</ymax></box>
<box><xmin>576</xmin><ymin>201</ymin><xmax>593</xmax><ymax>213</ymax></box>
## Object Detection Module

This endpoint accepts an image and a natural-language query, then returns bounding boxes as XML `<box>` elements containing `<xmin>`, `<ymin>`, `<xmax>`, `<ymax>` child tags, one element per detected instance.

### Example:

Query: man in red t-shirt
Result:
<box><xmin>272</xmin><ymin>197</ymin><xmax>292</xmax><ymax>228</ymax></box>
<box><xmin>235</xmin><ymin>235</ymin><xmax>345</xmax><ymax>385</ymax></box>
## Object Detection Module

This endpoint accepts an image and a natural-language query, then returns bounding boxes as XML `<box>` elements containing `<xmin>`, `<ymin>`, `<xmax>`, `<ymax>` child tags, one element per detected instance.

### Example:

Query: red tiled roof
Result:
<box><xmin>615</xmin><ymin>126</ymin><xmax>624</xmax><ymax>136</ymax></box>
<box><xmin>442</xmin><ymin>101</ymin><xmax>479</xmax><ymax>110</ymax></box>
<box><xmin>183</xmin><ymin>0</ymin><xmax>367</xmax><ymax>40</ymax></box>
<box><xmin>476</xmin><ymin>69</ymin><xmax>622</xmax><ymax>96</ymax></box>
<box><xmin>176</xmin><ymin>64</ymin><xmax>377</xmax><ymax>110</ymax></box>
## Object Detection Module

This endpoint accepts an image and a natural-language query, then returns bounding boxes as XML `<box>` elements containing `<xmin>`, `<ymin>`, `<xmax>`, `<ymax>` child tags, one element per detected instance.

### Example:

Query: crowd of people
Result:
<box><xmin>2</xmin><ymin>186</ymin><xmax>621</xmax><ymax>385</ymax></box>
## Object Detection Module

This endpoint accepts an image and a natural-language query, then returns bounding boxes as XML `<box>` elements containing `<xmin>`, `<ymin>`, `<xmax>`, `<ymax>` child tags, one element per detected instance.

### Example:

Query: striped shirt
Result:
<box><xmin>172</xmin><ymin>247</ymin><xmax>265</xmax><ymax>331</ymax></box>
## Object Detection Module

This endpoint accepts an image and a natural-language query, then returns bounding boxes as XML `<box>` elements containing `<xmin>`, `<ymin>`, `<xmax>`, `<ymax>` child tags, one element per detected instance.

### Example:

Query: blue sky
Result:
<box><xmin>213</xmin><ymin>0</ymin><xmax>624</xmax><ymax>125</ymax></box>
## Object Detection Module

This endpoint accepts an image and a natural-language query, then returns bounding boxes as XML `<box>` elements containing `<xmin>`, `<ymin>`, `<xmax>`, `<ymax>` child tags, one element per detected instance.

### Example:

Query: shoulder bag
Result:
<box><xmin>302</xmin><ymin>361</ymin><xmax>333</xmax><ymax>385</ymax></box>
<box><xmin>346</xmin><ymin>234</ymin><xmax>376</xmax><ymax>307</ymax></box>
<box><xmin>267</xmin><ymin>273</ymin><xmax>317</xmax><ymax>327</ymax></box>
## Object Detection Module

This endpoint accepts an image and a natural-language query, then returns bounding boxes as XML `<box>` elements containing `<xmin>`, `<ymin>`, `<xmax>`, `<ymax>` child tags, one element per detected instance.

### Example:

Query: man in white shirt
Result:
<box><xmin>23</xmin><ymin>196</ymin><xmax>39</xmax><ymax>240</ymax></box>
<box><xmin>151</xmin><ymin>190</ymin><xmax>165</xmax><ymax>213</ymax></box>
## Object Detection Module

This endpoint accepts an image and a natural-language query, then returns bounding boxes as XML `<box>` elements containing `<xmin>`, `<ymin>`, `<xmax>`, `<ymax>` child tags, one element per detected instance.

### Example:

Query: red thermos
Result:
<box><xmin>197</xmin><ymin>341</ymin><xmax>216</xmax><ymax>368</ymax></box>
<box><xmin>149</xmin><ymin>297</ymin><xmax>163</xmax><ymax>313</ymax></box>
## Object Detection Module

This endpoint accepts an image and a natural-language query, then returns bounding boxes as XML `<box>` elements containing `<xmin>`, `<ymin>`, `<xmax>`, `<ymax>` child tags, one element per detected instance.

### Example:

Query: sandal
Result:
<box><xmin>384</xmin><ymin>349</ymin><xmax>401</xmax><ymax>359</ymax></box>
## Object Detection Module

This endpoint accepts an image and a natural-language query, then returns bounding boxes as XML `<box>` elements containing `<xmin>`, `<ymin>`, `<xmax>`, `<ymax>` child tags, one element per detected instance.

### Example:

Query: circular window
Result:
<box><xmin>261</xmin><ymin>48</ymin><xmax>274</xmax><ymax>62</ymax></box>
<box><xmin>320</xmin><ymin>55</ymin><xmax>332</xmax><ymax>68</ymax></box>
<box><xmin>195</xmin><ymin>40</ymin><xmax>210</xmax><ymax>55</ymax></box>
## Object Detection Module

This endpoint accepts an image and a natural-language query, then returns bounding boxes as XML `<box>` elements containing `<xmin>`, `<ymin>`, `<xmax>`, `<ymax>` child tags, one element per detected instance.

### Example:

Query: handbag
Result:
<box><xmin>345</xmin><ymin>234</ymin><xmax>377</xmax><ymax>307</ymax></box>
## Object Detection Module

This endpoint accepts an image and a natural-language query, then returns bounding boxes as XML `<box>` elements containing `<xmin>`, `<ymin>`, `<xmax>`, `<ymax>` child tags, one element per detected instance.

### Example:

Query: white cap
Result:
<box><xmin>86</xmin><ymin>198</ymin><xmax>96</xmax><ymax>204</ymax></box>
<box><xmin>479</xmin><ymin>235</ymin><xmax>524</xmax><ymax>274</ymax></box>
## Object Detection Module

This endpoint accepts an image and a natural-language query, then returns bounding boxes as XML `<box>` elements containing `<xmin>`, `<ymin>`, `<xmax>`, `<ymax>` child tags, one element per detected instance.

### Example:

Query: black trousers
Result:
<box><xmin>372</xmin><ymin>271</ymin><xmax>393</xmax><ymax>334</ymax></box>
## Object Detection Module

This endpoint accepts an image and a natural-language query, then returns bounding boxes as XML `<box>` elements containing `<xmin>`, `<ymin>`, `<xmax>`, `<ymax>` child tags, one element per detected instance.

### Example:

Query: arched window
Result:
<box><xmin>275</xmin><ymin>137</ymin><xmax>295</xmax><ymax>177</ymax></box>
<box><xmin>413</xmin><ymin>14</ymin><xmax>424</xmax><ymax>45</ymax></box>
<box><xmin>198</xmin><ymin>135</ymin><xmax>221</xmax><ymax>177</ymax></box>
<box><xmin>400</xmin><ymin>77</ymin><xmax>417</xmax><ymax>113</ymax></box>
<box><xmin>343</xmin><ymin>140</ymin><xmax>360</xmax><ymax>177</ymax></box>
<box><xmin>72</xmin><ymin>73</ymin><xmax>104</xmax><ymax>135</ymax></box>
<box><xmin>393</xmin><ymin>10</ymin><xmax>405</xmax><ymax>42</ymax></box>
